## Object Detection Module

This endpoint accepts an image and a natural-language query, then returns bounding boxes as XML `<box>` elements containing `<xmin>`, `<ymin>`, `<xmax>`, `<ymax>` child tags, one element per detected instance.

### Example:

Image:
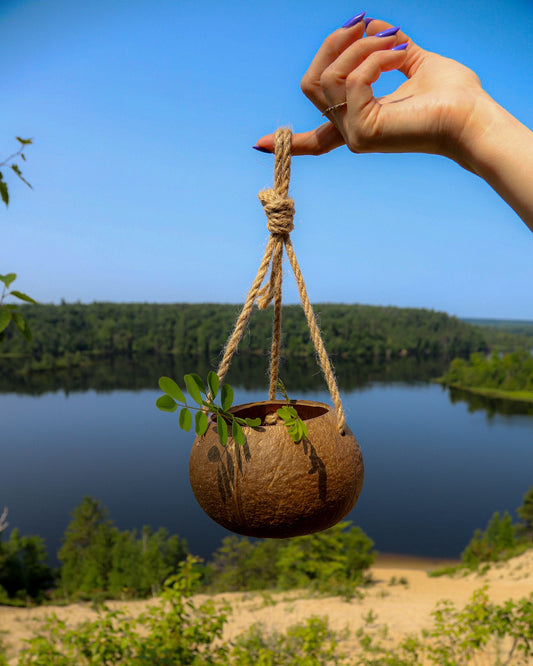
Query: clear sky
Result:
<box><xmin>2</xmin><ymin>0</ymin><xmax>533</xmax><ymax>319</ymax></box>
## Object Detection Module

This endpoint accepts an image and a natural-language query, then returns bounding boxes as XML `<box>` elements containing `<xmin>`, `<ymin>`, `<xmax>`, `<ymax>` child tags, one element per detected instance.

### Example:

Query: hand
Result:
<box><xmin>255</xmin><ymin>18</ymin><xmax>490</xmax><ymax>171</ymax></box>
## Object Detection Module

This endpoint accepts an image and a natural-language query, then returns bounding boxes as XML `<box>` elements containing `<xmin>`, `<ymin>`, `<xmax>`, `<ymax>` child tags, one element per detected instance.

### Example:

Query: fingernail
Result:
<box><xmin>252</xmin><ymin>145</ymin><xmax>273</xmax><ymax>154</ymax></box>
<box><xmin>364</xmin><ymin>17</ymin><xmax>374</xmax><ymax>28</ymax></box>
<box><xmin>375</xmin><ymin>26</ymin><xmax>400</xmax><ymax>38</ymax></box>
<box><xmin>341</xmin><ymin>11</ymin><xmax>366</xmax><ymax>28</ymax></box>
<box><xmin>391</xmin><ymin>42</ymin><xmax>408</xmax><ymax>51</ymax></box>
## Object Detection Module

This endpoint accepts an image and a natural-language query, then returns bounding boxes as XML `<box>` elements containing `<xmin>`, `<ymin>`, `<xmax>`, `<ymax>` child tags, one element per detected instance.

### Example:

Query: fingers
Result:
<box><xmin>301</xmin><ymin>17</ymin><xmax>366</xmax><ymax>110</ymax></box>
<box><xmin>254</xmin><ymin>122</ymin><xmax>345</xmax><ymax>156</ymax></box>
<box><xmin>365</xmin><ymin>19</ymin><xmax>425</xmax><ymax>77</ymax></box>
<box><xmin>320</xmin><ymin>32</ymin><xmax>406</xmax><ymax>111</ymax></box>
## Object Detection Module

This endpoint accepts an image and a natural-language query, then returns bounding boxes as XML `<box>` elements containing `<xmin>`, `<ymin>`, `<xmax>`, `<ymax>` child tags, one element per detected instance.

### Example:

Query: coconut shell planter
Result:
<box><xmin>189</xmin><ymin>400</ymin><xmax>364</xmax><ymax>538</ymax></box>
<box><xmin>158</xmin><ymin>128</ymin><xmax>365</xmax><ymax>538</ymax></box>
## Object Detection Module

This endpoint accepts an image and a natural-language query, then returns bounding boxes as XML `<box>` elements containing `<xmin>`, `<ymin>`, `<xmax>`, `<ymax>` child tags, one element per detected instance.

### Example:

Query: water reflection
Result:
<box><xmin>447</xmin><ymin>386</ymin><xmax>533</xmax><ymax>418</ymax></box>
<box><xmin>0</xmin><ymin>354</ymin><xmax>447</xmax><ymax>396</ymax></box>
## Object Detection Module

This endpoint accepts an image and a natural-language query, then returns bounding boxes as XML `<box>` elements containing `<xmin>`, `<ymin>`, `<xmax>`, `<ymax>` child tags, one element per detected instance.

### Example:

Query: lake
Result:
<box><xmin>1</xmin><ymin>356</ymin><xmax>532</xmax><ymax>564</ymax></box>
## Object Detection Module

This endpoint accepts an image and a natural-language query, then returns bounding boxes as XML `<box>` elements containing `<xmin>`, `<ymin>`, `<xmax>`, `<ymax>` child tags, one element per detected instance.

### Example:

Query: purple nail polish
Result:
<box><xmin>375</xmin><ymin>26</ymin><xmax>400</xmax><ymax>38</ymax></box>
<box><xmin>252</xmin><ymin>145</ymin><xmax>273</xmax><ymax>154</ymax></box>
<box><xmin>364</xmin><ymin>17</ymin><xmax>374</xmax><ymax>28</ymax></box>
<box><xmin>341</xmin><ymin>11</ymin><xmax>366</xmax><ymax>28</ymax></box>
<box><xmin>391</xmin><ymin>42</ymin><xmax>408</xmax><ymax>51</ymax></box>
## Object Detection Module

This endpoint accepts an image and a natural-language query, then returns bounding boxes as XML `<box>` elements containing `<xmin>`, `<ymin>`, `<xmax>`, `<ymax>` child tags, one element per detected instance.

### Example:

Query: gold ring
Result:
<box><xmin>322</xmin><ymin>102</ymin><xmax>347</xmax><ymax>117</ymax></box>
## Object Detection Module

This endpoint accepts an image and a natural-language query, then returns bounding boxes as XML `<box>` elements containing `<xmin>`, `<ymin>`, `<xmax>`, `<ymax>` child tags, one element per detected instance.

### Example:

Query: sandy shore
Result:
<box><xmin>1</xmin><ymin>551</ymin><xmax>532</xmax><ymax>664</ymax></box>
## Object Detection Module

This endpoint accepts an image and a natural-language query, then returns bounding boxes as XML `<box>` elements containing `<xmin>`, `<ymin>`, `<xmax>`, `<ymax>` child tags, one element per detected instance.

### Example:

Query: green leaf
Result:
<box><xmin>16</xmin><ymin>137</ymin><xmax>33</xmax><ymax>146</ymax></box>
<box><xmin>195</xmin><ymin>411</ymin><xmax>209</xmax><ymax>436</ymax></box>
<box><xmin>0</xmin><ymin>308</ymin><xmax>11</xmax><ymax>333</ymax></box>
<box><xmin>10</xmin><ymin>290</ymin><xmax>38</xmax><ymax>305</ymax></box>
<box><xmin>10</xmin><ymin>164</ymin><xmax>32</xmax><ymax>189</ymax></box>
<box><xmin>207</xmin><ymin>371</ymin><xmax>219</xmax><ymax>399</ymax></box>
<box><xmin>232</xmin><ymin>421</ymin><xmax>245</xmax><ymax>446</ymax></box>
<box><xmin>0</xmin><ymin>273</ymin><xmax>17</xmax><ymax>288</ymax></box>
<box><xmin>221</xmin><ymin>384</ymin><xmax>234</xmax><ymax>411</ymax></box>
<box><xmin>184</xmin><ymin>374</ymin><xmax>203</xmax><ymax>406</ymax></box>
<box><xmin>11</xmin><ymin>311</ymin><xmax>31</xmax><ymax>341</ymax></box>
<box><xmin>189</xmin><ymin>373</ymin><xmax>206</xmax><ymax>394</ymax></box>
<box><xmin>156</xmin><ymin>395</ymin><xmax>178</xmax><ymax>412</ymax></box>
<box><xmin>277</xmin><ymin>405</ymin><xmax>295</xmax><ymax>421</ymax></box>
<box><xmin>0</xmin><ymin>180</ymin><xmax>9</xmax><ymax>206</ymax></box>
<box><xmin>245</xmin><ymin>417</ymin><xmax>262</xmax><ymax>428</ymax></box>
<box><xmin>217</xmin><ymin>415</ymin><xmax>228</xmax><ymax>446</ymax></box>
<box><xmin>158</xmin><ymin>377</ymin><xmax>186</xmax><ymax>403</ymax></box>
<box><xmin>179</xmin><ymin>408</ymin><xmax>192</xmax><ymax>432</ymax></box>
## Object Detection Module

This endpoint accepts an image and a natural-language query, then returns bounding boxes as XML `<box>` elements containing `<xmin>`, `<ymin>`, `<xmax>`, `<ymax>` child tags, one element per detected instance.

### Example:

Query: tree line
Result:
<box><xmin>0</xmin><ymin>497</ymin><xmax>375</xmax><ymax>605</ymax></box>
<box><xmin>440</xmin><ymin>350</ymin><xmax>533</xmax><ymax>395</ymax></box>
<box><xmin>2</xmin><ymin>488</ymin><xmax>533</xmax><ymax>606</ymax></box>
<box><xmin>1</xmin><ymin>301</ymin><xmax>488</xmax><ymax>364</ymax></box>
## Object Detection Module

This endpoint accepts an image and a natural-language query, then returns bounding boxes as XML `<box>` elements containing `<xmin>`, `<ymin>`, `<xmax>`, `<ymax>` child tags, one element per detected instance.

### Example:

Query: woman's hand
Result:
<box><xmin>255</xmin><ymin>17</ymin><xmax>489</xmax><ymax>170</ymax></box>
<box><xmin>254</xmin><ymin>15</ymin><xmax>533</xmax><ymax>229</ymax></box>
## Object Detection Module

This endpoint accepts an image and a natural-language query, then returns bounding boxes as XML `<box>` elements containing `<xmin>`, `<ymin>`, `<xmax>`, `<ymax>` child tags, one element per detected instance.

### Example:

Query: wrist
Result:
<box><xmin>452</xmin><ymin>93</ymin><xmax>533</xmax><ymax>229</ymax></box>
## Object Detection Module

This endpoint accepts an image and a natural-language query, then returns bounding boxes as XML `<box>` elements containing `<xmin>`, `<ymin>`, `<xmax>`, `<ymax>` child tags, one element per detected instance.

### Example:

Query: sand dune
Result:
<box><xmin>1</xmin><ymin>550</ymin><xmax>532</xmax><ymax>664</ymax></box>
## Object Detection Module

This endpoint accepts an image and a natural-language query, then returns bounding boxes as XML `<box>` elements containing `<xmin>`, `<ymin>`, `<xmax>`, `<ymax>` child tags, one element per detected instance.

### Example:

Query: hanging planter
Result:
<box><xmin>189</xmin><ymin>399</ymin><xmax>363</xmax><ymax>538</ymax></box>
<box><xmin>157</xmin><ymin>128</ymin><xmax>364</xmax><ymax>538</ymax></box>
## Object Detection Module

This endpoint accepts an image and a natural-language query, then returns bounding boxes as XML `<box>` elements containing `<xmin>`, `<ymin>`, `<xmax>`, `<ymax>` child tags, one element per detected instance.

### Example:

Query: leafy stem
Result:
<box><xmin>156</xmin><ymin>373</ymin><xmax>309</xmax><ymax>447</ymax></box>
<box><xmin>156</xmin><ymin>372</ymin><xmax>261</xmax><ymax>447</ymax></box>
<box><xmin>0</xmin><ymin>273</ymin><xmax>38</xmax><ymax>343</ymax></box>
<box><xmin>276</xmin><ymin>378</ymin><xmax>308</xmax><ymax>443</ymax></box>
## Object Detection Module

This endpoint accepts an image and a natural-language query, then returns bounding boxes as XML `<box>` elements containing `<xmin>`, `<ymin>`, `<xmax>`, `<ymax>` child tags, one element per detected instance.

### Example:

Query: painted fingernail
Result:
<box><xmin>341</xmin><ymin>11</ymin><xmax>366</xmax><ymax>28</ymax></box>
<box><xmin>252</xmin><ymin>145</ymin><xmax>273</xmax><ymax>154</ymax></box>
<box><xmin>375</xmin><ymin>26</ymin><xmax>401</xmax><ymax>38</ymax></box>
<box><xmin>364</xmin><ymin>17</ymin><xmax>374</xmax><ymax>28</ymax></box>
<box><xmin>391</xmin><ymin>42</ymin><xmax>408</xmax><ymax>51</ymax></box>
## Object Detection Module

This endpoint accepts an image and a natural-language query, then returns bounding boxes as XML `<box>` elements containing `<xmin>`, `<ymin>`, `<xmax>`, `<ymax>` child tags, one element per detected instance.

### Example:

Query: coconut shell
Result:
<box><xmin>188</xmin><ymin>400</ymin><xmax>364</xmax><ymax>538</ymax></box>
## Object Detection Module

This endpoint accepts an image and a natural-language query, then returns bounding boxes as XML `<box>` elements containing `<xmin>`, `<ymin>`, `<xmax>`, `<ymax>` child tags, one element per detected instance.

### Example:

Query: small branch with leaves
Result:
<box><xmin>0</xmin><ymin>273</ymin><xmax>37</xmax><ymax>343</ymax></box>
<box><xmin>156</xmin><ymin>372</ymin><xmax>261</xmax><ymax>447</ymax></box>
<box><xmin>156</xmin><ymin>374</ymin><xmax>309</xmax><ymax>447</ymax></box>
<box><xmin>0</xmin><ymin>137</ymin><xmax>33</xmax><ymax>207</ymax></box>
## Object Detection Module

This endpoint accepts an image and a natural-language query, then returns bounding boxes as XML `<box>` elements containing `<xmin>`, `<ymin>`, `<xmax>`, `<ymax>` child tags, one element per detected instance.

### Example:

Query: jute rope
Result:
<box><xmin>215</xmin><ymin>127</ymin><xmax>346</xmax><ymax>434</ymax></box>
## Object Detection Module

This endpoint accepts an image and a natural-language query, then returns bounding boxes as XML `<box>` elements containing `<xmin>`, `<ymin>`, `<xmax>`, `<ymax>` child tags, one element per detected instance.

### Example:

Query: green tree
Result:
<box><xmin>461</xmin><ymin>511</ymin><xmax>518</xmax><ymax>567</ymax></box>
<box><xmin>517</xmin><ymin>486</ymin><xmax>533</xmax><ymax>541</ymax></box>
<box><xmin>0</xmin><ymin>528</ymin><xmax>54</xmax><ymax>602</ymax></box>
<box><xmin>57</xmin><ymin>497</ymin><xmax>115</xmax><ymax>599</ymax></box>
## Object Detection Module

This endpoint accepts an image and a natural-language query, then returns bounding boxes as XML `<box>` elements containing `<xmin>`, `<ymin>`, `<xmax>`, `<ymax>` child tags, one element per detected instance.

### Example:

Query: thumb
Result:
<box><xmin>254</xmin><ymin>122</ymin><xmax>345</xmax><ymax>156</ymax></box>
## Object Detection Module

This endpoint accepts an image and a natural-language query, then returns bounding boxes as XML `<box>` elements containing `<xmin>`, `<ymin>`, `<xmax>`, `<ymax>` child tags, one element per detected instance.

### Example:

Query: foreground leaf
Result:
<box><xmin>156</xmin><ymin>395</ymin><xmax>178</xmax><ymax>412</ymax></box>
<box><xmin>184</xmin><ymin>374</ymin><xmax>203</xmax><ymax>406</ymax></box>
<box><xmin>207</xmin><ymin>371</ymin><xmax>220</xmax><ymax>399</ymax></box>
<box><xmin>10</xmin><ymin>290</ymin><xmax>37</xmax><ymax>304</ymax></box>
<box><xmin>195</xmin><ymin>411</ymin><xmax>209</xmax><ymax>436</ymax></box>
<box><xmin>159</xmin><ymin>376</ymin><xmax>186</xmax><ymax>403</ymax></box>
<box><xmin>0</xmin><ymin>308</ymin><xmax>11</xmax><ymax>333</ymax></box>
<box><xmin>221</xmin><ymin>384</ymin><xmax>234</xmax><ymax>411</ymax></box>
<box><xmin>232</xmin><ymin>420</ymin><xmax>245</xmax><ymax>446</ymax></box>
<box><xmin>179</xmin><ymin>408</ymin><xmax>192</xmax><ymax>432</ymax></box>
<box><xmin>217</xmin><ymin>415</ymin><xmax>228</xmax><ymax>446</ymax></box>
<box><xmin>0</xmin><ymin>273</ymin><xmax>16</xmax><ymax>288</ymax></box>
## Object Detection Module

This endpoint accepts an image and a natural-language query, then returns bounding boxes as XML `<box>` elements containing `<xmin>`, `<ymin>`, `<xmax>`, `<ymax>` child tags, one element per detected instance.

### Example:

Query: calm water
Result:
<box><xmin>1</xmin><ymin>358</ymin><xmax>532</xmax><ymax>564</ymax></box>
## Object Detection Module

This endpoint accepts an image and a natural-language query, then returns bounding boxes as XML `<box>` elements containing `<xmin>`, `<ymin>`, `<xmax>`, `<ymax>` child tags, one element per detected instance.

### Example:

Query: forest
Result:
<box><xmin>0</xmin><ymin>302</ymin><xmax>488</xmax><ymax>366</ymax></box>
<box><xmin>439</xmin><ymin>350</ymin><xmax>533</xmax><ymax>401</ymax></box>
<box><xmin>1</xmin><ymin>488</ymin><xmax>532</xmax><ymax>606</ymax></box>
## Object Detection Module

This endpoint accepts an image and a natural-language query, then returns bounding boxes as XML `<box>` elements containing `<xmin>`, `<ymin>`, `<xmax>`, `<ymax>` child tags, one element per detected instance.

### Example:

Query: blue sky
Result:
<box><xmin>2</xmin><ymin>0</ymin><xmax>533</xmax><ymax>319</ymax></box>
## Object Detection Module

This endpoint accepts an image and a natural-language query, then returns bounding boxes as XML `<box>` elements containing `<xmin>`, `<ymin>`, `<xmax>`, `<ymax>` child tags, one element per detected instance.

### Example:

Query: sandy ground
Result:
<box><xmin>1</xmin><ymin>551</ymin><xmax>532</xmax><ymax>664</ymax></box>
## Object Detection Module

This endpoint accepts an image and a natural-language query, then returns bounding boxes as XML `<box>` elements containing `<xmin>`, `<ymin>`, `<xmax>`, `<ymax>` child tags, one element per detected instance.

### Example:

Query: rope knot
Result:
<box><xmin>258</xmin><ymin>188</ymin><xmax>295</xmax><ymax>236</ymax></box>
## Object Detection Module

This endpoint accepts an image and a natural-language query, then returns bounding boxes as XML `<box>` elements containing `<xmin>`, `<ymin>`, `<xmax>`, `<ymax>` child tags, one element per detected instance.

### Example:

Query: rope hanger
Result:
<box><xmin>215</xmin><ymin>127</ymin><xmax>346</xmax><ymax>435</ymax></box>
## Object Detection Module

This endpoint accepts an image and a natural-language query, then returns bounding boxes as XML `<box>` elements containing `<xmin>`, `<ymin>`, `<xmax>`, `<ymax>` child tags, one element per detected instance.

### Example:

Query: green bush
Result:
<box><xmin>231</xmin><ymin>616</ymin><xmax>344</xmax><ymax>665</ymax></box>
<box><xmin>19</xmin><ymin>556</ymin><xmax>230</xmax><ymax>665</ymax></box>
<box><xmin>355</xmin><ymin>588</ymin><xmax>533</xmax><ymax>665</ymax></box>
<box><xmin>0</xmin><ymin>529</ymin><xmax>54</xmax><ymax>603</ymax></box>
<box><xmin>208</xmin><ymin>521</ymin><xmax>375</xmax><ymax>595</ymax></box>
<box><xmin>461</xmin><ymin>511</ymin><xmax>519</xmax><ymax>567</ymax></box>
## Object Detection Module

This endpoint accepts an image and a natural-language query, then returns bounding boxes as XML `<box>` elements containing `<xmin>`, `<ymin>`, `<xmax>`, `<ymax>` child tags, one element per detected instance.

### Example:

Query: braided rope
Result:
<box><xmin>215</xmin><ymin>127</ymin><xmax>346</xmax><ymax>433</ymax></box>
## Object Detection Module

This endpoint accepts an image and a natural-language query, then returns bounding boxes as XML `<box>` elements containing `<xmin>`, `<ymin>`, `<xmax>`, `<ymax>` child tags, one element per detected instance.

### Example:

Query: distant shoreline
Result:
<box><xmin>439</xmin><ymin>380</ymin><xmax>533</xmax><ymax>404</ymax></box>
